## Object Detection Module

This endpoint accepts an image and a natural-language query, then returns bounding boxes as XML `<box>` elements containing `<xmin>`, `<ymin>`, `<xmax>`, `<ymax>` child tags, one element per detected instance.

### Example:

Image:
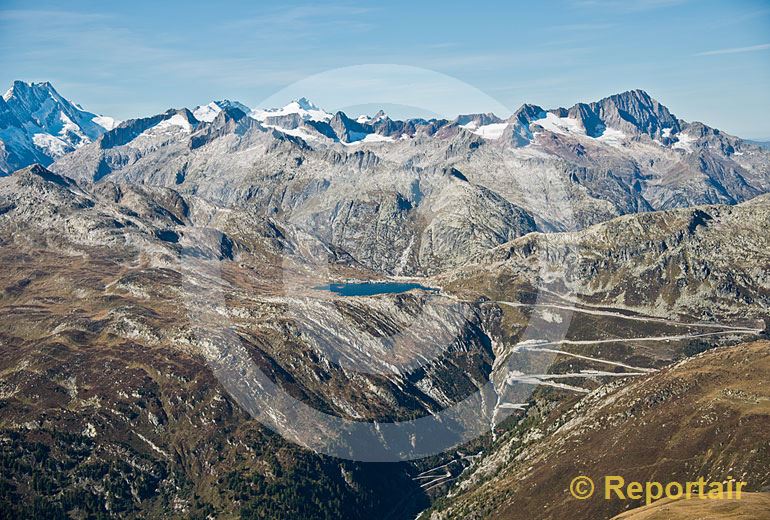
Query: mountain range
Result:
<box><xmin>0</xmin><ymin>160</ymin><xmax>767</xmax><ymax>518</ymax></box>
<box><xmin>2</xmin><ymin>81</ymin><xmax>765</xmax><ymax>275</ymax></box>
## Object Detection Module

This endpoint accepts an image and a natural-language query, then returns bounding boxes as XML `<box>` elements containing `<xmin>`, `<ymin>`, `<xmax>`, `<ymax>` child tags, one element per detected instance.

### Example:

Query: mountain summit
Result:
<box><xmin>250</xmin><ymin>97</ymin><xmax>332</xmax><ymax>124</ymax></box>
<box><xmin>295</xmin><ymin>97</ymin><xmax>320</xmax><ymax>111</ymax></box>
<box><xmin>0</xmin><ymin>80</ymin><xmax>116</xmax><ymax>173</ymax></box>
<box><xmin>3</xmin><ymin>81</ymin><xmax>115</xmax><ymax>138</ymax></box>
<box><xmin>192</xmin><ymin>99</ymin><xmax>250</xmax><ymax>122</ymax></box>
<box><xmin>499</xmin><ymin>89</ymin><xmax>682</xmax><ymax>145</ymax></box>
<box><xmin>588</xmin><ymin>88</ymin><xmax>681</xmax><ymax>137</ymax></box>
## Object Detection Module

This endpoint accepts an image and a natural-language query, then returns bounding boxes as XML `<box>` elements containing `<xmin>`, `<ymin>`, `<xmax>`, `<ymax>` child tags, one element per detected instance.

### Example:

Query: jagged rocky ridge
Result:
<box><xmin>3</xmin><ymin>81</ymin><xmax>768</xmax><ymax>276</ymax></box>
<box><xmin>35</xmin><ymin>86</ymin><xmax>769</xmax><ymax>275</ymax></box>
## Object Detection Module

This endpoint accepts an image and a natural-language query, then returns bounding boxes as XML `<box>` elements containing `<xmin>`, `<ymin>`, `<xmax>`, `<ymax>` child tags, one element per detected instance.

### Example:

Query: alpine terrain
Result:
<box><xmin>0</xmin><ymin>80</ymin><xmax>768</xmax><ymax>519</ymax></box>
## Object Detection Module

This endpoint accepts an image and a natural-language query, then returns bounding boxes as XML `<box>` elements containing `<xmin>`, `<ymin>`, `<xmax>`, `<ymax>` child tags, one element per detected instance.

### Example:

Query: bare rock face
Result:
<box><xmin>415</xmin><ymin>177</ymin><xmax>537</xmax><ymax>274</ymax></box>
<box><xmin>37</xmin><ymin>87</ymin><xmax>768</xmax><ymax>277</ymax></box>
<box><xmin>592</xmin><ymin>88</ymin><xmax>682</xmax><ymax>138</ymax></box>
<box><xmin>448</xmin><ymin>194</ymin><xmax>770</xmax><ymax>321</ymax></box>
<box><xmin>51</xmin><ymin>113</ymin><xmax>543</xmax><ymax>274</ymax></box>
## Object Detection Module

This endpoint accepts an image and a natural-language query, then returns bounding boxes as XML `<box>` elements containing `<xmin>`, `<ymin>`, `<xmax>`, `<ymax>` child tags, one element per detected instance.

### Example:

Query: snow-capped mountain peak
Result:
<box><xmin>192</xmin><ymin>99</ymin><xmax>250</xmax><ymax>122</ymax></box>
<box><xmin>3</xmin><ymin>80</ymin><xmax>58</xmax><ymax>103</ymax></box>
<box><xmin>295</xmin><ymin>97</ymin><xmax>319</xmax><ymax>111</ymax></box>
<box><xmin>192</xmin><ymin>102</ymin><xmax>222</xmax><ymax>123</ymax></box>
<box><xmin>0</xmin><ymin>80</ymin><xmax>117</xmax><ymax>174</ymax></box>
<box><xmin>490</xmin><ymin>89</ymin><xmax>686</xmax><ymax>147</ymax></box>
<box><xmin>3</xmin><ymin>80</ymin><xmax>114</xmax><ymax>137</ymax></box>
<box><xmin>250</xmin><ymin>98</ymin><xmax>332</xmax><ymax>123</ymax></box>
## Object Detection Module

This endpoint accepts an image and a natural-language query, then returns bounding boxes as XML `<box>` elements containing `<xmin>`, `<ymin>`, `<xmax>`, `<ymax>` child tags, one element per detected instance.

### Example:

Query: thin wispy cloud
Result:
<box><xmin>539</xmin><ymin>22</ymin><xmax>615</xmax><ymax>49</ymax></box>
<box><xmin>571</xmin><ymin>0</ymin><xmax>687</xmax><ymax>11</ymax></box>
<box><xmin>548</xmin><ymin>22</ymin><xmax>615</xmax><ymax>31</ymax></box>
<box><xmin>696</xmin><ymin>43</ymin><xmax>770</xmax><ymax>56</ymax></box>
<box><xmin>0</xmin><ymin>9</ymin><xmax>110</xmax><ymax>23</ymax></box>
<box><xmin>0</xmin><ymin>1</ymin><xmax>767</xmax><ymax>135</ymax></box>
<box><xmin>425</xmin><ymin>42</ymin><xmax>458</xmax><ymax>50</ymax></box>
<box><xmin>222</xmin><ymin>4</ymin><xmax>376</xmax><ymax>35</ymax></box>
<box><xmin>701</xmin><ymin>6</ymin><xmax>770</xmax><ymax>29</ymax></box>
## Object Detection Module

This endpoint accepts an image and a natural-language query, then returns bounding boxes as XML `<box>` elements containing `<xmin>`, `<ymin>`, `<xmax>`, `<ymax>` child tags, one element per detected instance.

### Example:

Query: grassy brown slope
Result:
<box><xmin>0</xmin><ymin>250</ymin><xmax>430</xmax><ymax>519</ymax></box>
<box><xmin>611</xmin><ymin>492</ymin><xmax>770</xmax><ymax>519</ymax></box>
<box><xmin>429</xmin><ymin>340</ymin><xmax>770</xmax><ymax>520</ymax></box>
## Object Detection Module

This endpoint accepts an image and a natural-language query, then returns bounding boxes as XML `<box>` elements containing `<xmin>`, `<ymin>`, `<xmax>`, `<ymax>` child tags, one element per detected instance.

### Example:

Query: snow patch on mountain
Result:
<box><xmin>596</xmin><ymin>127</ymin><xmax>628</xmax><ymax>146</ymax></box>
<box><xmin>672</xmin><ymin>132</ymin><xmax>697</xmax><ymax>152</ymax></box>
<box><xmin>32</xmin><ymin>133</ymin><xmax>71</xmax><ymax>157</ymax></box>
<box><xmin>341</xmin><ymin>133</ymin><xmax>394</xmax><ymax>145</ymax></box>
<box><xmin>263</xmin><ymin>124</ymin><xmax>320</xmax><ymax>141</ymax></box>
<box><xmin>154</xmin><ymin>113</ymin><xmax>194</xmax><ymax>133</ymax></box>
<box><xmin>525</xmin><ymin>111</ymin><xmax>632</xmax><ymax>147</ymax></box>
<box><xmin>250</xmin><ymin>98</ymin><xmax>332</xmax><ymax>123</ymax></box>
<box><xmin>193</xmin><ymin>102</ymin><xmax>222</xmax><ymax>123</ymax></box>
<box><xmin>462</xmin><ymin>121</ymin><xmax>509</xmax><ymax>140</ymax></box>
<box><xmin>92</xmin><ymin>115</ymin><xmax>119</xmax><ymax>131</ymax></box>
<box><xmin>533</xmin><ymin>112</ymin><xmax>585</xmax><ymax>135</ymax></box>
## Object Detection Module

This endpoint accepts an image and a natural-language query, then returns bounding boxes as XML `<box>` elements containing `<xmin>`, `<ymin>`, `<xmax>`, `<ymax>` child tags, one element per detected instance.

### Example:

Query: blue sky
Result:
<box><xmin>1</xmin><ymin>0</ymin><xmax>769</xmax><ymax>137</ymax></box>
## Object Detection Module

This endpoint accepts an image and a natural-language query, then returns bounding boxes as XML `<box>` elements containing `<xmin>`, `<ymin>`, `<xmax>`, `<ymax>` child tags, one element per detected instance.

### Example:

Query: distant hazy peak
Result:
<box><xmin>295</xmin><ymin>97</ymin><xmax>320</xmax><ymax>111</ymax></box>
<box><xmin>192</xmin><ymin>99</ymin><xmax>250</xmax><ymax>122</ymax></box>
<box><xmin>250</xmin><ymin>97</ymin><xmax>332</xmax><ymax>123</ymax></box>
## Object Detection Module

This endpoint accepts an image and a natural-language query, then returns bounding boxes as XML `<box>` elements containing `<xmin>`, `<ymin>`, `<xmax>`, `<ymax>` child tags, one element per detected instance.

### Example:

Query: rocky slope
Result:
<box><xmin>0</xmin><ymin>165</ymin><xmax>500</xmax><ymax>517</ymax></box>
<box><xmin>38</xmin><ymin>87</ymin><xmax>769</xmax><ymax>276</ymax></box>
<box><xmin>1</xmin><ymin>165</ymin><xmax>768</xmax><ymax>517</ymax></box>
<box><xmin>426</xmin><ymin>340</ymin><xmax>770</xmax><ymax>520</ymax></box>
<box><xmin>611</xmin><ymin>493</ymin><xmax>770</xmax><ymax>520</ymax></box>
<box><xmin>0</xmin><ymin>81</ymin><xmax>767</xmax><ymax>519</ymax></box>
<box><xmin>444</xmin><ymin>193</ymin><xmax>770</xmax><ymax>322</ymax></box>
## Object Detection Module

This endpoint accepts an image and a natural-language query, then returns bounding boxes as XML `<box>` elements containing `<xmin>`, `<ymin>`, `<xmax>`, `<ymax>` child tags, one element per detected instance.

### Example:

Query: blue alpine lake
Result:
<box><xmin>317</xmin><ymin>281</ymin><xmax>437</xmax><ymax>296</ymax></box>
